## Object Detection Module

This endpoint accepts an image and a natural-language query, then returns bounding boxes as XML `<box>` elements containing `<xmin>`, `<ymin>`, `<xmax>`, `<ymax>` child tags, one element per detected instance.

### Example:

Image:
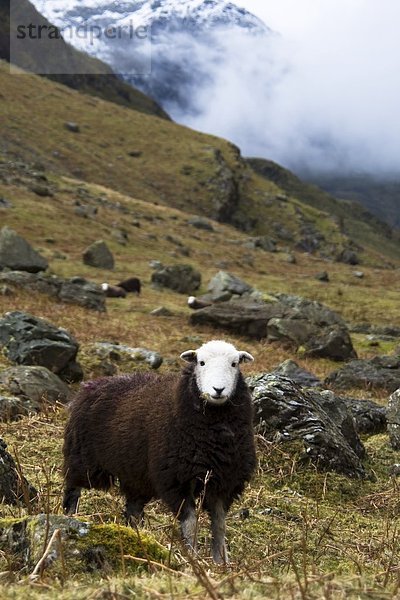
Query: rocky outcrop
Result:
<box><xmin>0</xmin><ymin>514</ymin><xmax>169</xmax><ymax>575</ymax></box>
<box><xmin>191</xmin><ymin>293</ymin><xmax>356</xmax><ymax>361</ymax></box>
<box><xmin>326</xmin><ymin>355</ymin><xmax>400</xmax><ymax>392</ymax></box>
<box><xmin>0</xmin><ymin>227</ymin><xmax>48</xmax><ymax>273</ymax></box>
<box><xmin>207</xmin><ymin>271</ymin><xmax>252</xmax><ymax>302</ymax></box>
<box><xmin>83</xmin><ymin>240</ymin><xmax>114</xmax><ymax>270</ymax></box>
<box><xmin>0</xmin><ymin>438</ymin><xmax>37</xmax><ymax>505</ymax></box>
<box><xmin>0</xmin><ymin>366</ymin><xmax>70</xmax><ymax>411</ymax></box>
<box><xmin>272</xmin><ymin>360</ymin><xmax>322</xmax><ymax>388</ymax></box>
<box><xmin>248</xmin><ymin>374</ymin><xmax>367</xmax><ymax>478</ymax></box>
<box><xmin>0</xmin><ymin>272</ymin><xmax>105</xmax><ymax>312</ymax></box>
<box><xmin>151</xmin><ymin>264</ymin><xmax>201</xmax><ymax>294</ymax></box>
<box><xmin>0</xmin><ymin>312</ymin><xmax>82</xmax><ymax>382</ymax></box>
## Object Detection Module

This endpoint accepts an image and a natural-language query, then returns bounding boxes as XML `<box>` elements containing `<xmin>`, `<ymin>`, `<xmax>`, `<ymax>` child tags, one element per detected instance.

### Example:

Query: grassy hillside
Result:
<box><xmin>1</xmin><ymin>149</ymin><xmax>400</xmax><ymax>598</ymax></box>
<box><xmin>0</xmin><ymin>0</ymin><xmax>169</xmax><ymax>119</ymax></box>
<box><xmin>1</xmin><ymin>55</ymin><xmax>400</xmax><ymax>597</ymax></box>
<box><xmin>1</xmin><ymin>61</ymin><xmax>400</xmax><ymax>268</ymax></box>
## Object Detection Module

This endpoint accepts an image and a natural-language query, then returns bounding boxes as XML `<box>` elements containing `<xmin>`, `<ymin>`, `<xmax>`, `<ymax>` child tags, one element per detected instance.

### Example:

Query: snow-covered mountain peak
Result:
<box><xmin>32</xmin><ymin>0</ymin><xmax>269</xmax><ymax>35</ymax></box>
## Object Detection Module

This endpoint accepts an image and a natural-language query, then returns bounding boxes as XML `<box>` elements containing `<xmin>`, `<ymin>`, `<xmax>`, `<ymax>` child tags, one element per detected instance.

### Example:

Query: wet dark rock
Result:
<box><xmin>0</xmin><ymin>365</ymin><xmax>69</xmax><ymax>408</ymax></box>
<box><xmin>0</xmin><ymin>227</ymin><xmax>48</xmax><ymax>273</ymax></box>
<box><xmin>187</xmin><ymin>216</ymin><xmax>214</xmax><ymax>231</ymax></box>
<box><xmin>315</xmin><ymin>271</ymin><xmax>330</xmax><ymax>282</ymax></box>
<box><xmin>83</xmin><ymin>240</ymin><xmax>114</xmax><ymax>270</ymax></box>
<box><xmin>337</xmin><ymin>249</ymin><xmax>360</xmax><ymax>265</ymax></box>
<box><xmin>65</xmin><ymin>121</ymin><xmax>80</xmax><ymax>133</ymax></box>
<box><xmin>387</xmin><ymin>388</ymin><xmax>400</xmax><ymax>449</ymax></box>
<box><xmin>207</xmin><ymin>271</ymin><xmax>252</xmax><ymax>299</ymax></box>
<box><xmin>0</xmin><ymin>272</ymin><xmax>105</xmax><ymax>312</ymax></box>
<box><xmin>59</xmin><ymin>277</ymin><xmax>106</xmax><ymax>312</ymax></box>
<box><xmin>190</xmin><ymin>301</ymin><xmax>283</xmax><ymax>340</ymax></box>
<box><xmin>151</xmin><ymin>264</ymin><xmax>201</xmax><ymax>294</ymax></box>
<box><xmin>93</xmin><ymin>343</ymin><xmax>163</xmax><ymax>369</ymax></box>
<box><xmin>0</xmin><ymin>311</ymin><xmax>81</xmax><ymax>381</ymax></box>
<box><xmin>326</xmin><ymin>355</ymin><xmax>400</xmax><ymax>392</ymax></box>
<box><xmin>0</xmin><ymin>438</ymin><xmax>37</xmax><ymax>505</ymax></box>
<box><xmin>272</xmin><ymin>359</ymin><xmax>322</xmax><ymax>388</ymax></box>
<box><xmin>248</xmin><ymin>373</ymin><xmax>367</xmax><ymax>478</ymax></box>
<box><xmin>340</xmin><ymin>396</ymin><xmax>387</xmax><ymax>435</ymax></box>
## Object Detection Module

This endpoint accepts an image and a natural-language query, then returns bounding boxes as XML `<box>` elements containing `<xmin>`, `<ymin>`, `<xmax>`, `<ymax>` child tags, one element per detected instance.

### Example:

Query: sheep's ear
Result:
<box><xmin>180</xmin><ymin>350</ymin><xmax>197</xmax><ymax>363</ymax></box>
<box><xmin>239</xmin><ymin>351</ymin><xmax>254</xmax><ymax>364</ymax></box>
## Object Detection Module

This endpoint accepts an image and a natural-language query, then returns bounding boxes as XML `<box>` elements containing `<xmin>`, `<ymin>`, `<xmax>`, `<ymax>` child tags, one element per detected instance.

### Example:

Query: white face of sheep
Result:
<box><xmin>180</xmin><ymin>340</ymin><xmax>254</xmax><ymax>405</ymax></box>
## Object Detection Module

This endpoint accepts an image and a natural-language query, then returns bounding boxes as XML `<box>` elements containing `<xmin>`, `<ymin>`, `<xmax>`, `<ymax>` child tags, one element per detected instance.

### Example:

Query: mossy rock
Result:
<box><xmin>0</xmin><ymin>515</ymin><xmax>171</xmax><ymax>577</ymax></box>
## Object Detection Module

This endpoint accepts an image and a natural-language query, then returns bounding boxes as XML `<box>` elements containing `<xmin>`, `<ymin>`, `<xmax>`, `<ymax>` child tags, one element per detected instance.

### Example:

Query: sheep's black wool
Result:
<box><xmin>117</xmin><ymin>277</ymin><xmax>141</xmax><ymax>294</ymax></box>
<box><xmin>62</xmin><ymin>364</ymin><xmax>256</xmax><ymax>522</ymax></box>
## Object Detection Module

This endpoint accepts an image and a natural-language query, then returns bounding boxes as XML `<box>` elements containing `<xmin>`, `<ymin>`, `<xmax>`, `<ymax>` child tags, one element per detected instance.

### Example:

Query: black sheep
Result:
<box><xmin>117</xmin><ymin>277</ymin><xmax>141</xmax><ymax>295</ymax></box>
<box><xmin>62</xmin><ymin>340</ymin><xmax>256</xmax><ymax>563</ymax></box>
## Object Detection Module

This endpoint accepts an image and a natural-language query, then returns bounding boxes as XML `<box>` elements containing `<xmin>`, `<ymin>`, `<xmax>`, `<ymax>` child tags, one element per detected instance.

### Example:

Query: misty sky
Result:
<box><xmin>180</xmin><ymin>0</ymin><xmax>400</xmax><ymax>175</ymax></box>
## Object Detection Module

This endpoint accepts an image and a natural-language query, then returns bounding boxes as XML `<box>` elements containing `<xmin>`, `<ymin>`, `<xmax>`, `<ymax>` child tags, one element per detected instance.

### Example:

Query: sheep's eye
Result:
<box><xmin>231</xmin><ymin>362</ymin><xmax>237</xmax><ymax>368</ymax></box>
<box><xmin>199</xmin><ymin>361</ymin><xmax>205</xmax><ymax>366</ymax></box>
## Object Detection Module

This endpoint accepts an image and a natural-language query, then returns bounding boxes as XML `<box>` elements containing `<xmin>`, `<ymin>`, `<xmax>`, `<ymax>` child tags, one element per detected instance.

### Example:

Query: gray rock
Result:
<box><xmin>151</xmin><ymin>264</ymin><xmax>201</xmax><ymax>294</ymax></box>
<box><xmin>93</xmin><ymin>343</ymin><xmax>163</xmax><ymax>369</ymax></box>
<box><xmin>190</xmin><ymin>301</ymin><xmax>283</xmax><ymax>339</ymax></box>
<box><xmin>0</xmin><ymin>394</ymin><xmax>38</xmax><ymax>421</ymax></box>
<box><xmin>337</xmin><ymin>249</ymin><xmax>360</xmax><ymax>265</ymax></box>
<box><xmin>0</xmin><ymin>438</ymin><xmax>37</xmax><ymax>505</ymax></box>
<box><xmin>0</xmin><ymin>271</ymin><xmax>61</xmax><ymax>297</ymax></box>
<box><xmin>386</xmin><ymin>388</ymin><xmax>400</xmax><ymax>449</ymax></box>
<box><xmin>59</xmin><ymin>277</ymin><xmax>106</xmax><ymax>312</ymax></box>
<box><xmin>274</xmin><ymin>294</ymin><xmax>346</xmax><ymax>327</ymax></box>
<box><xmin>326</xmin><ymin>355</ymin><xmax>400</xmax><ymax>392</ymax></box>
<box><xmin>187</xmin><ymin>216</ymin><xmax>214</xmax><ymax>231</ymax></box>
<box><xmin>74</xmin><ymin>205</ymin><xmax>98</xmax><ymax>219</ymax></box>
<box><xmin>65</xmin><ymin>121</ymin><xmax>80</xmax><ymax>133</ymax></box>
<box><xmin>353</xmin><ymin>271</ymin><xmax>364</xmax><ymax>279</ymax></box>
<box><xmin>83</xmin><ymin>240</ymin><xmax>114</xmax><ymax>270</ymax></box>
<box><xmin>272</xmin><ymin>359</ymin><xmax>322</xmax><ymax>387</ymax></box>
<box><xmin>207</xmin><ymin>271</ymin><xmax>252</xmax><ymax>299</ymax></box>
<box><xmin>0</xmin><ymin>197</ymin><xmax>12</xmax><ymax>209</ymax></box>
<box><xmin>150</xmin><ymin>306</ymin><xmax>173</xmax><ymax>317</ymax></box>
<box><xmin>0</xmin><ymin>366</ymin><xmax>70</xmax><ymax>406</ymax></box>
<box><xmin>302</xmin><ymin>325</ymin><xmax>357</xmax><ymax>361</ymax></box>
<box><xmin>0</xmin><ymin>227</ymin><xmax>48</xmax><ymax>273</ymax></box>
<box><xmin>0</xmin><ymin>311</ymin><xmax>81</xmax><ymax>382</ymax></box>
<box><xmin>315</xmin><ymin>271</ymin><xmax>330</xmax><ymax>282</ymax></box>
<box><xmin>339</xmin><ymin>396</ymin><xmax>387</xmax><ymax>435</ymax></box>
<box><xmin>0</xmin><ymin>514</ymin><xmax>168</xmax><ymax>574</ymax></box>
<box><xmin>248</xmin><ymin>374</ymin><xmax>367</xmax><ymax>478</ymax></box>
<box><xmin>149</xmin><ymin>260</ymin><xmax>163</xmax><ymax>270</ymax></box>
<box><xmin>30</xmin><ymin>184</ymin><xmax>53</xmax><ymax>198</ymax></box>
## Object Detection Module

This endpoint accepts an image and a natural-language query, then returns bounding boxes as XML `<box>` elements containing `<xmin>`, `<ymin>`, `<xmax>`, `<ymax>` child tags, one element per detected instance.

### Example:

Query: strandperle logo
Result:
<box><xmin>15</xmin><ymin>22</ymin><xmax>150</xmax><ymax>45</ymax></box>
<box><xmin>9</xmin><ymin>0</ymin><xmax>152</xmax><ymax>76</ymax></box>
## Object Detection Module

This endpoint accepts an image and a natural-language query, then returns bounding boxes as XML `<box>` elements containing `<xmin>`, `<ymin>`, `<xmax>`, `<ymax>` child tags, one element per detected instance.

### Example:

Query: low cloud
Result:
<box><xmin>167</xmin><ymin>2</ymin><xmax>400</xmax><ymax>177</ymax></box>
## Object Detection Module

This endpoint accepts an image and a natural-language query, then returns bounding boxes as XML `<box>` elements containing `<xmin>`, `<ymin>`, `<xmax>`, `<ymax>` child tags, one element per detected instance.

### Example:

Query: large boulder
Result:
<box><xmin>190</xmin><ymin>294</ymin><xmax>356</xmax><ymax>361</ymax></box>
<box><xmin>326</xmin><ymin>355</ymin><xmax>400</xmax><ymax>392</ymax></box>
<box><xmin>83</xmin><ymin>240</ymin><xmax>114</xmax><ymax>270</ymax></box>
<box><xmin>0</xmin><ymin>366</ymin><xmax>70</xmax><ymax>406</ymax></box>
<box><xmin>0</xmin><ymin>311</ymin><xmax>82</xmax><ymax>382</ymax></box>
<box><xmin>92</xmin><ymin>343</ymin><xmax>163</xmax><ymax>369</ymax></box>
<box><xmin>151</xmin><ymin>264</ymin><xmax>201</xmax><ymax>294</ymax></box>
<box><xmin>207</xmin><ymin>271</ymin><xmax>252</xmax><ymax>301</ymax></box>
<box><xmin>0</xmin><ymin>514</ymin><xmax>170</xmax><ymax>576</ymax></box>
<box><xmin>272</xmin><ymin>360</ymin><xmax>322</xmax><ymax>388</ymax></box>
<box><xmin>248</xmin><ymin>374</ymin><xmax>367</xmax><ymax>478</ymax></box>
<box><xmin>190</xmin><ymin>301</ymin><xmax>284</xmax><ymax>339</ymax></box>
<box><xmin>59</xmin><ymin>277</ymin><xmax>106</xmax><ymax>312</ymax></box>
<box><xmin>0</xmin><ymin>438</ymin><xmax>37</xmax><ymax>505</ymax></box>
<box><xmin>0</xmin><ymin>226</ymin><xmax>48</xmax><ymax>273</ymax></box>
<box><xmin>0</xmin><ymin>272</ymin><xmax>106</xmax><ymax>312</ymax></box>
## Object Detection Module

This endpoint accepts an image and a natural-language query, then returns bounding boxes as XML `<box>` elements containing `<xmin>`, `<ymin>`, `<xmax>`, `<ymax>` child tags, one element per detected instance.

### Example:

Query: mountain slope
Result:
<box><xmin>30</xmin><ymin>0</ymin><xmax>272</xmax><ymax>112</ymax></box>
<box><xmin>0</xmin><ymin>0</ymin><xmax>169</xmax><ymax>119</ymax></box>
<box><xmin>1</xmin><ymin>61</ymin><xmax>400</xmax><ymax>266</ymax></box>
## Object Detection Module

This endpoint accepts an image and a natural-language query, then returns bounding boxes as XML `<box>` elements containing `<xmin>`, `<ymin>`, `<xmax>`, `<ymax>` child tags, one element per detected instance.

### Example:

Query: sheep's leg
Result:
<box><xmin>63</xmin><ymin>486</ymin><xmax>81</xmax><ymax>515</ymax></box>
<box><xmin>210</xmin><ymin>499</ymin><xmax>229</xmax><ymax>564</ymax></box>
<box><xmin>179</xmin><ymin>498</ymin><xmax>198</xmax><ymax>554</ymax></box>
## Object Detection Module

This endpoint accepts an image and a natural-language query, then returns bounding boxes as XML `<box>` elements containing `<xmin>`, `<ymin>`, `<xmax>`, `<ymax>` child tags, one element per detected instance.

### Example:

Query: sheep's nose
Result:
<box><xmin>213</xmin><ymin>387</ymin><xmax>225</xmax><ymax>396</ymax></box>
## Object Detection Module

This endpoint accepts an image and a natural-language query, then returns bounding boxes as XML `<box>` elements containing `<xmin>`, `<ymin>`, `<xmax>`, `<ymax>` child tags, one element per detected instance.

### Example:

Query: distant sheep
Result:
<box><xmin>187</xmin><ymin>296</ymin><xmax>213</xmax><ymax>310</ymax></box>
<box><xmin>117</xmin><ymin>277</ymin><xmax>141</xmax><ymax>295</ymax></box>
<box><xmin>101</xmin><ymin>283</ymin><xmax>127</xmax><ymax>298</ymax></box>
<box><xmin>62</xmin><ymin>340</ymin><xmax>256</xmax><ymax>563</ymax></box>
